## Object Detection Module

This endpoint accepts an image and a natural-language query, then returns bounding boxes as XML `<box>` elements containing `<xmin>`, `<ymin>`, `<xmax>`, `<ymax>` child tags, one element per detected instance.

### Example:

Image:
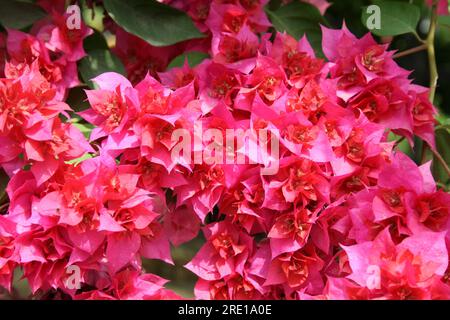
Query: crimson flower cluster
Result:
<box><xmin>0</xmin><ymin>0</ymin><xmax>449</xmax><ymax>300</ymax></box>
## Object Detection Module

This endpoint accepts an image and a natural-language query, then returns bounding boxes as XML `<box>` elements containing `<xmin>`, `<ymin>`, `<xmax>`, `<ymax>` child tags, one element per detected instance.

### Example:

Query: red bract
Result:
<box><xmin>0</xmin><ymin>69</ymin><xmax>92</xmax><ymax>184</ymax></box>
<box><xmin>0</xmin><ymin>0</ymin><xmax>448</xmax><ymax>301</ymax></box>
<box><xmin>113</xmin><ymin>28</ymin><xmax>184</xmax><ymax>85</ymax></box>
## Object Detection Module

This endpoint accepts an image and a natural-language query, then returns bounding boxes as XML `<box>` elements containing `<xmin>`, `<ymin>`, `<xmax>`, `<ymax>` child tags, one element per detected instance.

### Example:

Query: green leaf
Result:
<box><xmin>0</xmin><ymin>0</ymin><xmax>46</xmax><ymax>30</ymax></box>
<box><xmin>436</xmin><ymin>113</ymin><xmax>450</xmax><ymax>134</ymax></box>
<box><xmin>65</xmin><ymin>153</ymin><xmax>95</xmax><ymax>166</ymax></box>
<box><xmin>436</xmin><ymin>113</ymin><xmax>448</xmax><ymax>125</ymax></box>
<box><xmin>265</xmin><ymin>2</ymin><xmax>327</xmax><ymax>56</ymax></box>
<box><xmin>361</xmin><ymin>1</ymin><xmax>421</xmax><ymax>36</ymax></box>
<box><xmin>267</xmin><ymin>0</ymin><xmax>282</xmax><ymax>11</ymax></box>
<box><xmin>66</xmin><ymin>87</ymin><xmax>90</xmax><ymax>112</ymax></box>
<box><xmin>82</xmin><ymin>0</ymin><xmax>105</xmax><ymax>32</ymax></box>
<box><xmin>438</xmin><ymin>15</ymin><xmax>450</xmax><ymax>27</ymax></box>
<box><xmin>83</xmin><ymin>31</ymin><xmax>109</xmax><ymax>52</ymax></box>
<box><xmin>388</xmin><ymin>132</ymin><xmax>413</xmax><ymax>156</ymax></box>
<box><xmin>72</xmin><ymin>120</ymin><xmax>94</xmax><ymax>139</ymax></box>
<box><xmin>78</xmin><ymin>49</ymin><xmax>125</xmax><ymax>88</ymax></box>
<box><xmin>103</xmin><ymin>0</ymin><xmax>204</xmax><ymax>46</ymax></box>
<box><xmin>168</xmin><ymin>51</ymin><xmax>209</xmax><ymax>69</ymax></box>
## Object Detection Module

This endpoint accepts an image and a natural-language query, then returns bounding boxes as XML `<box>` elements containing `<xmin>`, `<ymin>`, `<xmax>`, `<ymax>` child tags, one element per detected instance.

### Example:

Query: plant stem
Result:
<box><xmin>393</xmin><ymin>44</ymin><xmax>427</xmax><ymax>59</ymax></box>
<box><xmin>421</xmin><ymin>141</ymin><xmax>429</xmax><ymax>164</ymax></box>
<box><xmin>0</xmin><ymin>202</ymin><xmax>8</xmax><ymax>214</ymax></box>
<box><xmin>420</xmin><ymin>2</ymin><xmax>450</xmax><ymax>179</ymax></box>
<box><xmin>394</xmin><ymin>136</ymin><xmax>406</xmax><ymax>148</ymax></box>
<box><xmin>431</xmin><ymin>147</ymin><xmax>450</xmax><ymax>177</ymax></box>
<box><xmin>426</xmin><ymin>7</ymin><xmax>449</xmax><ymax>130</ymax></box>
<box><xmin>0</xmin><ymin>191</ymin><xmax>6</xmax><ymax>204</ymax></box>
<box><xmin>436</xmin><ymin>182</ymin><xmax>449</xmax><ymax>191</ymax></box>
<box><xmin>413</xmin><ymin>30</ymin><xmax>426</xmax><ymax>44</ymax></box>
<box><xmin>427</xmin><ymin>1</ymin><xmax>439</xmax><ymax>103</ymax></box>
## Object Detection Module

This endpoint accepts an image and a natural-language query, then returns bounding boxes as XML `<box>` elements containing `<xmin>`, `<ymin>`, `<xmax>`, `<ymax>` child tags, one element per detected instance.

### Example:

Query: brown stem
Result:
<box><xmin>0</xmin><ymin>202</ymin><xmax>8</xmax><ymax>214</ymax></box>
<box><xmin>421</xmin><ymin>142</ymin><xmax>429</xmax><ymax>164</ymax></box>
<box><xmin>393</xmin><ymin>44</ymin><xmax>427</xmax><ymax>59</ymax></box>
<box><xmin>436</xmin><ymin>182</ymin><xmax>449</xmax><ymax>191</ymax></box>
<box><xmin>431</xmin><ymin>147</ymin><xmax>450</xmax><ymax>177</ymax></box>
<box><xmin>423</xmin><ymin>2</ymin><xmax>450</xmax><ymax>178</ymax></box>
<box><xmin>427</xmin><ymin>1</ymin><xmax>439</xmax><ymax>102</ymax></box>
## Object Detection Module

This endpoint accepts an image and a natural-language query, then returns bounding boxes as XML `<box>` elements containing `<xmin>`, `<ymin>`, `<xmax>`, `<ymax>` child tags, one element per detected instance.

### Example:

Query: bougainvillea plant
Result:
<box><xmin>0</xmin><ymin>0</ymin><xmax>450</xmax><ymax>300</ymax></box>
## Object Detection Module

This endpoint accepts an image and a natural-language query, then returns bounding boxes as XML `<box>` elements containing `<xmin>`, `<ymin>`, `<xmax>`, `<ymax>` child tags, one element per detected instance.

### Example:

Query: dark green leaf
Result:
<box><xmin>438</xmin><ymin>15</ymin><xmax>450</xmax><ymax>27</ymax></box>
<box><xmin>267</xmin><ymin>0</ymin><xmax>282</xmax><ymax>11</ymax></box>
<box><xmin>168</xmin><ymin>51</ymin><xmax>209</xmax><ymax>69</ymax></box>
<box><xmin>83</xmin><ymin>31</ymin><xmax>109</xmax><ymax>52</ymax></box>
<box><xmin>0</xmin><ymin>0</ymin><xmax>46</xmax><ymax>30</ymax></box>
<box><xmin>265</xmin><ymin>2</ymin><xmax>327</xmax><ymax>56</ymax></box>
<box><xmin>361</xmin><ymin>1</ymin><xmax>421</xmax><ymax>36</ymax></box>
<box><xmin>78</xmin><ymin>49</ymin><xmax>126</xmax><ymax>88</ymax></box>
<box><xmin>66</xmin><ymin>87</ymin><xmax>90</xmax><ymax>112</ymax></box>
<box><xmin>103</xmin><ymin>0</ymin><xmax>204</xmax><ymax>46</ymax></box>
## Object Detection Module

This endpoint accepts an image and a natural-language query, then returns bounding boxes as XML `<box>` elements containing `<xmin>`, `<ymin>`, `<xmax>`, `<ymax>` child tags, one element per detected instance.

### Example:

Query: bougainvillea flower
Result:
<box><xmin>0</xmin><ymin>0</ymin><xmax>448</xmax><ymax>301</ymax></box>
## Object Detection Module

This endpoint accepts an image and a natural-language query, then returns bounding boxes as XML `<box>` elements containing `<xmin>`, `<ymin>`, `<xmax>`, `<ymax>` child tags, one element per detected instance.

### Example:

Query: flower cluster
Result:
<box><xmin>0</xmin><ymin>0</ymin><xmax>449</xmax><ymax>300</ymax></box>
<box><xmin>0</xmin><ymin>10</ymin><xmax>94</xmax><ymax>184</ymax></box>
